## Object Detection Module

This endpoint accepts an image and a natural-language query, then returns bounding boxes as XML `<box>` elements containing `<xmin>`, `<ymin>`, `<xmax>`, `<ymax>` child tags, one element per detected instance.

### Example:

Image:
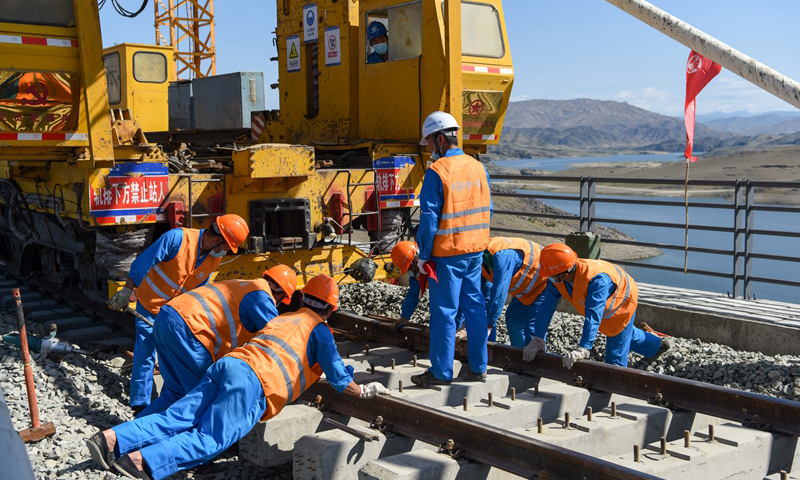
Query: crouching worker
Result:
<box><xmin>525</xmin><ymin>243</ymin><xmax>670</xmax><ymax>369</ymax></box>
<box><xmin>138</xmin><ymin>265</ymin><xmax>298</xmax><ymax>417</ymax></box>
<box><xmin>86</xmin><ymin>275</ymin><xmax>390</xmax><ymax>480</ymax></box>
<box><xmin>389</xmin><ymin>241</ymin><xmax>465</xmax><ymax>336</ymax></box>
<box><xmin>481</xmin><ymin>237</ymin><xmax>548</xmax><ymax>346</ymax></box>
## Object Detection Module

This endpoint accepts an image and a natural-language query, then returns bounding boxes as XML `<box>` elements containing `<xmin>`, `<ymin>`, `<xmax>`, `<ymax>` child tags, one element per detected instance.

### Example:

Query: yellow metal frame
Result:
<box><xmin>154</xmin><ymin>0</ymin><xmax>217</xmax><ymax>79</ymax></box>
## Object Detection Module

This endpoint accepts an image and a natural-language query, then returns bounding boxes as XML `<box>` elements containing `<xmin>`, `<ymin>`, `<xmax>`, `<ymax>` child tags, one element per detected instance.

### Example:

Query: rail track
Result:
<box><xmin>1</xmin><ymin>271</ymin><xmax>799</xmax><ymax>479</ymax></box>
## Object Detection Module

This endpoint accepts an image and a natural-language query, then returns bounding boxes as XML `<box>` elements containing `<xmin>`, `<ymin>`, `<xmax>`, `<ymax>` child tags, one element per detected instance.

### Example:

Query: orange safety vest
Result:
<box><xmin>167</xmin><ymin>278</ymin><xmax>276</xmax><ymax>361</ymax></box>
<box><xmin>555</xmin><ymin>259</ymin><xmax>638</xmax><ymax>337</ymax></box>
<box><xmin>135</xmin><ymin>228</ymin><xmax>221</xmax><ymax>315</ymax></box>
<box><xmin>227</xmin><ymin>308</ymin><xmax>326</xmax><ymax>421</ymax></box>
<box><xmin>428</xmin><ymin>154</ymin><xmax>491</xmax><ymax>257</ymax></box>
<box><xmin>482</xmin><ymin>237</ymin><xmax>548</xmax><ymax>305</ymax></box>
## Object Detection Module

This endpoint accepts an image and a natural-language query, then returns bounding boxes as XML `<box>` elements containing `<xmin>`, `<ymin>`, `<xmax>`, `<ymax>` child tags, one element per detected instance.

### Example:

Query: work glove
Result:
<box><xmin>359</xmin><ymin>382</ymin><xmax>391</xmax><ymax>399</ymax></box>
<box><xmin>108</xmin><ymin>287</ymin><xmax>133</xmax><ymax>311</ymax></box>
<box><xmin>523</xmin><ymin>336</ymin><xmax>546</xmax><ymax>362</ymax></box>
<box><xmin>455</xmin><ymin>327</ymin><xmax>467</xmax><ymax>343</ymax></box>
<box><xmin>416</xmin><ymin>258</ymin><xmax>428</xmax><ymax>273</ymax></box>
<box><xmin>390</xmin><ymin>317</ymin><xmax>409</xmax><ymax>332</ymax></box>
<box><xmin>562</xmin><ymin>347</ymin><xmax>590</xmax><ymax>370</ymax></box>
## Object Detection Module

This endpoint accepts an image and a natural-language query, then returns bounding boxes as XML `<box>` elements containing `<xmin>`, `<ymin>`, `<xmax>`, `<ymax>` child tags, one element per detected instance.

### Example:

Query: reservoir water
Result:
<box><xmin>495</xmin><ymin>153</ymin><xmax>685</xmax><ymax>172</ymax></box>
<box><xmin>494</xmin><ymin>154</ymin><xmax>800</xmax><ymax>303</ymax></box>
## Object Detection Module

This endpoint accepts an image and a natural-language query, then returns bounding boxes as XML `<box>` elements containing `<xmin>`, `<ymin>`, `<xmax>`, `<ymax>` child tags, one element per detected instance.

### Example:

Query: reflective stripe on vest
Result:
<box><xmin>428</xmin><ymin>154</ymin><xmax>491</xmax><ymax>256</ymax></box>
<box><xmin>135</xmin><ymin>228</ymin><xmax>221</xmax><ymax>314</ymax></box>
<box><xmin>170</xmin><ymin>279</ymin><xmax>275</xmax><ymax>360</ymax></box>
<box><xmin>484</xmin><ymin>237</ymin><xmax>544</xmax><ymax>302</ymax></box>
<box><xmin>603</xmin><ymin>266</ymin><xmax>633</xmax><ymax>320</ymax></box>
<box><xmin>250</xmin><ymin>334</ymin><xmax>306</xmax><ymax>395</ymax></box>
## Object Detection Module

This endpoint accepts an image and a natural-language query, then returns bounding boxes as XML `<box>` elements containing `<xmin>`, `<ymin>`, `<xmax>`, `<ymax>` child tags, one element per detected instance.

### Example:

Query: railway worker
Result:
<box><xmin>525</xmin><ymin>243</ymin><xmax>670</xmax><ymax>369</ymax></box>
<box><xmin>366</xmin><ymin>21</ymin><xmax>389</xmax><ymax>63</ymax></box>
<box><xmin>107</xmin><ymin>214</ymin><xmax>250</xmax><ymax>414</ymax></box>
<box><xmin>412</xmin><ymin>111</ymin><xmax>493</xmax><ymax>387</ymax></box>
<box><xmin>481</xmin><ymin>237</ymin><xmax>548</xmax><ymax>346</ymax></box>
<box><xmin>389</xmin><ymin>241</ymin><xmax>465</xmax><ymax>336</ymax></box>
<box><xmin>87</xmin><ymin>275</ymin><xmax>390</xmax><ymax>480</ymax></box>
<box><xmin>137</xmin><ymin>265</ymin><xmax>298</xmax><ymax>417</ymax></box>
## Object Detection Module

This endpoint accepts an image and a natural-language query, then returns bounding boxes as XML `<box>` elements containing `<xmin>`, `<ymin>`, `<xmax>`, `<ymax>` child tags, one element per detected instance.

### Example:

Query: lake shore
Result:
<box><xmin>491</xmin><ymin>145</ymin><xmax>800</xmax><ymax>204</ymax></box>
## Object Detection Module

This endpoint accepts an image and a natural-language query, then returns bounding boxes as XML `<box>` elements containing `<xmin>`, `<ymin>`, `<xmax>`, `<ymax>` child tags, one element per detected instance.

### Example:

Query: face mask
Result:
<box><xmin>431</xmin><ymin>152</ymin><xmax>440</xmax><ymax>160</ymax></box>
<box><xmin>373</xmin><ymin>43</ymin><xmax>388</xmax><ymax>55</ymax></box>
<box><xmin>209</xmin><ymin>248</ymin><xmax>227</xmax><ymax>257</ymax></box>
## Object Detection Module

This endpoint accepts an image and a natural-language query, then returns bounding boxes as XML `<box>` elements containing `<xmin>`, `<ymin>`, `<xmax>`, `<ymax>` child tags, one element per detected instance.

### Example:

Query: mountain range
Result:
<box><xmin>488</xmin><ymin>99</ymin><xmax>800</xmax><ymax>159</ymax></box>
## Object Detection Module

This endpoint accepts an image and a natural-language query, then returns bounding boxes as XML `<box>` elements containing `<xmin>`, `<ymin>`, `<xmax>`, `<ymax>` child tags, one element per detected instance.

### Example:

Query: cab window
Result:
<box><xmin>103</xmin><ymin>53</ymin><xmax>121</xmax><ymax>105</ymax></box>
<box><xmin>462</xmin><ymin>2</ymin><xmax>505</xmax><ymax>58</ymax></box>
<box><xmin>133</xmin><ymin>52</ymin><xmax>168</xmax><ymax>83</ymax></box>
<box><xmin>365</xmin><ymin>1</ymin><xmax>422</xmax><ymax>64</ymax></box>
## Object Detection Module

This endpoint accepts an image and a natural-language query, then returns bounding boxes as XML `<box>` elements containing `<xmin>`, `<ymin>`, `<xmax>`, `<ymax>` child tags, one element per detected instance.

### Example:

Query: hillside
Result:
<box><xmin>488</xmin><ymin>99</ymin><xmax>732</xmax><ymax>159</ymax></box>
<box><xmin>702</xmin><ymin>112</ymin><xmax>800</xmax><ymax>135</ymax></box>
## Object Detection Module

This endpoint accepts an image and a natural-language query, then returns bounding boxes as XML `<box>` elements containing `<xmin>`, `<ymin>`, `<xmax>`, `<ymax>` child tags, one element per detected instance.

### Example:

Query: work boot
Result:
<box><xmin>651</xmin><ymin>338</ymin><xmax>672</xmax><ymax>361</ymax></box>
<box><xmin>113</xmin><ymin>455</ymin><xmax>153</xmax><ymax>480</ymax></box>
<box><xmin>410</xmin><ymin>370</ymin><xmax>451</xmax><ymax>388</ymax></box>
<box><xmin>86</xmin><ymin>431</ymin><xmax>116</xmax><ymax>470</ymax></box>
<box><xmin>462</xmin><ymin>370</ymin><xmax>487</xmax><ymax>382</ymax></box>
<box><xmin>188</xmin><ymin>461</ymin><xmax>232</xmax><ymax>478</ymax></box>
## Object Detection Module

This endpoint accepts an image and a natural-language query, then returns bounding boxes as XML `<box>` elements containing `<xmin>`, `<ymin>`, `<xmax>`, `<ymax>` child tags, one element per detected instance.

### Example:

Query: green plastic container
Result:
<box><xmin>565</xmin><ymin>231</ymin><xmax>601</xmax><ymax>259</ymax></box>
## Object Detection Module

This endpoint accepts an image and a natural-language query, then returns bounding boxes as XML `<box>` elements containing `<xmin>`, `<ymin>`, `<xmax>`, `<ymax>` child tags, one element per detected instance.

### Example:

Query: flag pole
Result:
<box><xmin>683</xmin><ymin>158</ymin><xmax>689</xmax><ymax>274</ymax></box>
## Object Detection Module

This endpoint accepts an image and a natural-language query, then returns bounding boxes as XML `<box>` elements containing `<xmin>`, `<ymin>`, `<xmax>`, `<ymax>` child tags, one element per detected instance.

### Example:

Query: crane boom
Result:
<box><xmin>605</xmin><ymin>0</ymin><xmax>800</xmax><ymax>110</ymax></box>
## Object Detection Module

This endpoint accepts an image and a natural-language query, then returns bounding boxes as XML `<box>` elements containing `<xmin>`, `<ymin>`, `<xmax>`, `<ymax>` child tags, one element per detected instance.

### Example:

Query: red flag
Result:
<box><xmin>684</xmin><ymin>51</ymin><xmax>721</xmax><ymax>162</ymax></box>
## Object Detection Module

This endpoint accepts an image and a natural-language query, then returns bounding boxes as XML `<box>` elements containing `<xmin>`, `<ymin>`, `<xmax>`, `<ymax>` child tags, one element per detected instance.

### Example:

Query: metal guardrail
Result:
<box><xmin>489</xmin><ymin>175</ymin><xmax>800</xmax><ymax>299</ymax></box>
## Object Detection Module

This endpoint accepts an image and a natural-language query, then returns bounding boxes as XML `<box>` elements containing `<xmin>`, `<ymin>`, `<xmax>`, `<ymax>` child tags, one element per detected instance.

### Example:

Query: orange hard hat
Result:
<box><xmin>302</xmin><ymin>275</ymin><xmax>339</xmax><ymax>311</ymax></box>
<box><xmin>539</xmin><ymin>243</ymin><xmax>578</xmax><ymax>277</ymax></box>
<box><xmin>263</xmin><ymin>265</ymin><xmax>297</xmax><ymax>305</ymax></box>
<box><xmin>215</xmin><ymin>214</ymin><xmax>249</xmax><ymax>253</ymax></box>
<box><xmin>391</xmin><ymin>241</ymin><xmax>418</xmax><ymax>275</ymax></box>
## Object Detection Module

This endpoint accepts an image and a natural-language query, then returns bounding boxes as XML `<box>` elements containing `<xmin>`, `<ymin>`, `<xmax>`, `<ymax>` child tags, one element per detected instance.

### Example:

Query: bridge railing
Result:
<box><xmin>488</xmin><ymin>175</ymin><xmax>800</xmax><ymax>299</ymax></box>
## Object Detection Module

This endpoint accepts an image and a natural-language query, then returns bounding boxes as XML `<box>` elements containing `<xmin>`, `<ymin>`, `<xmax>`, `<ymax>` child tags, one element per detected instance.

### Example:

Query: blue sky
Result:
<box><xmin>100</xmin><ymin>0</ymin><xmax>800</xmax><ymax>117</ymax></box>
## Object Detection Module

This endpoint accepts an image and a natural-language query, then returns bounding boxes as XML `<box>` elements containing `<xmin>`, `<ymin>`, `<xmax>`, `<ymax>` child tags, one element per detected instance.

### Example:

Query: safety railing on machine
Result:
<box><xmin>488</xmin><ymin>175</ymin><xmax>800</xmax><ymax>300</ymax></box>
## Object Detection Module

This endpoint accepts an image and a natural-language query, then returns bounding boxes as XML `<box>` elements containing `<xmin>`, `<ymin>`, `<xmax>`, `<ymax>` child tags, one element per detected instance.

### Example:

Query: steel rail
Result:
<box><xmin>299</xmin><ymin>382</ymin><xmax>660</xmax><ymax>480</ymax></box>
<box><xmin>329</xmin><ymin>311</ymin><xmax>800</xmax><ymax>438</ymax></box>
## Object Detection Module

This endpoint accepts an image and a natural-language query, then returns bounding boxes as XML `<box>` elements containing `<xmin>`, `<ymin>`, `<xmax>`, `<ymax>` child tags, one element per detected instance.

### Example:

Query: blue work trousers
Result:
<box><xmin>130</xmin><ymin>302</ymin><xmax>157</xmax><ymax>407</ymax></box>
<box><xmin>113</xmin><ymin>357</ymin><xmax>266</xmax><ymax>480</ymax></box>
<box><xmin>504</xmin><ymin>293</ymin><xmax>547</xmax><ymax>348</ymax></box>
<box><xmin>138</xmin><ymin>306</ymin><xmax>213</xmax><ymax>417</ymax></box>
<box><xmin>604</xmin><ymin>313</ymin><xmax>662</xmax><ymax>366</ymax></box>
<box><xmin>427</xmin><ymin>252</ymin><xmax>488</xmax><ymax>380</ymax></box>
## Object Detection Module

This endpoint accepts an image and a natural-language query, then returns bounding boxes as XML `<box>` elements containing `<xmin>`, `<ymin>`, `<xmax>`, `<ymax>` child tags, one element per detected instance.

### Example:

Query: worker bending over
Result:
<box><xmin>525</xmin><ymin>244</ymin><xmax>670</xmax><ymax>369</ymax></box>
<box><xmin>481</xmin><ymin>237</ymin><xmax>548</xmax><ymax>346</ymax></box>
<box><xmin>389</xmin><ymin>241</ymin><xmax>465</xmax><ymax>336</ymax></box>
<box><xmin>87</xmin><ymin>275</ymin><xmax>389</xmax><ymax>480</ymax></box>
<box><xmin>412</xmin><ymin>111</ymin><xmax>492</xmax><ymax>387</ymax></box>
<box><xmin>137</xmin><ymin>265</ymin><xmax>297</xmax><ymax>417</ymax></box>
<box><xmin>107</xmin><ymin>214</ymin><xmax>249</xmax><ymax>413</ymax></box>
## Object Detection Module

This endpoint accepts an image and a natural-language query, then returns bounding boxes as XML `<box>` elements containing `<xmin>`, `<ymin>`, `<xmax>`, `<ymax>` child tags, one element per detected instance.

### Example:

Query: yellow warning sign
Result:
<box><xmin>289</xmin><ymin>43</ymin><xmax>298</xmax><ymax>59</ymax></box>
<box><xmin>287</xmin><ymin>35</ymin><xmax>301</xmax><ymax>72</ymax></box>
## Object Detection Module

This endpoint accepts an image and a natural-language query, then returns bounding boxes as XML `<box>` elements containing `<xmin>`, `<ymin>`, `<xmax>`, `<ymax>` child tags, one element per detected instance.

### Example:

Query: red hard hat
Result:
<box><xmin>391</xmin><ymin>241</ymin><xmax>418</xmax><ymax>275</ymax></box>
<box><xmin>539</xmin><ymin>243</ymin><xmax>578</xmax><ymax>277</ymax></box>
<box><xmin>302</xmin><ymin>275</ymin><xmax>339</xmax><ymax>310</ymax></box>
<box><xmin>215</xmin><ymin>214</ymin><xmax>249</xmax><ymax>254</ymax></box>
<box><xmin>263</xmin><ymin>265</ymin><xmax>297</xmax><ymax>304</ymax></box>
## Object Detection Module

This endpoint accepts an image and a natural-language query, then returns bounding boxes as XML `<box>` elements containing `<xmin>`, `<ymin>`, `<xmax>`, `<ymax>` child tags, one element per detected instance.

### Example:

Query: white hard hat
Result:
<box><xmin>420</xmin><ymin>111</ymin><xmax>460</xmax><ymax>145</ymax></box>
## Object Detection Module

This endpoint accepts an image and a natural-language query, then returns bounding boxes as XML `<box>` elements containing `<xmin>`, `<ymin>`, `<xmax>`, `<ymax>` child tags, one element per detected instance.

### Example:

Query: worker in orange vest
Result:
<box><xmin>136</xmin><ymin>265</ymin><xmax>298</xmax><ymax>418</ymax></box>
<box><xmin>389</xmin><ymin>241</ymin><xmax>465</xmax><ymax>336</ymax></box>
<box><xmin>411</xmin><ymin>111</ymin><xmax>493</xmax><ymax>387</ymax></box>
<box><xmin>481</xmin><ymin>237</ymin><xmax>548</xmax><ymax>346</ymax></box>
<box><xmin>527</xmin><ymin>244</ymin><xmax>670</xmax><ymax>369</ymax></box>
<box><xmin>107</xmin><ymin>214</ymin><xmax>250</xmax><ymax>413</ymax></box>
<box><xmin>88</xmin><ymin>275</ymin><xmax>389</xmax><ymax>480</ymax></box>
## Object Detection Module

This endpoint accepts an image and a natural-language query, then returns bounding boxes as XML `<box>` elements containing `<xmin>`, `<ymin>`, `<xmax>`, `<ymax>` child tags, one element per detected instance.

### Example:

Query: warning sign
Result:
<box><xmin>373</xmin><ymin>156</ymin><xmax>419</xmax><ymax>209</ymax></box>
<box><xmin>325</xmin><ymin>26</ymin><xmax>341</xmax><ymax>67</ymax></box>
<box><xmin>287</xmin><ymin>35</ymin><xmax>301</xmax><ymax>72</ymax></box>
<box><xmin>303</xmin><ymin>3</ymin><xmax>318</xmax><ymax>43</ymax></box>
